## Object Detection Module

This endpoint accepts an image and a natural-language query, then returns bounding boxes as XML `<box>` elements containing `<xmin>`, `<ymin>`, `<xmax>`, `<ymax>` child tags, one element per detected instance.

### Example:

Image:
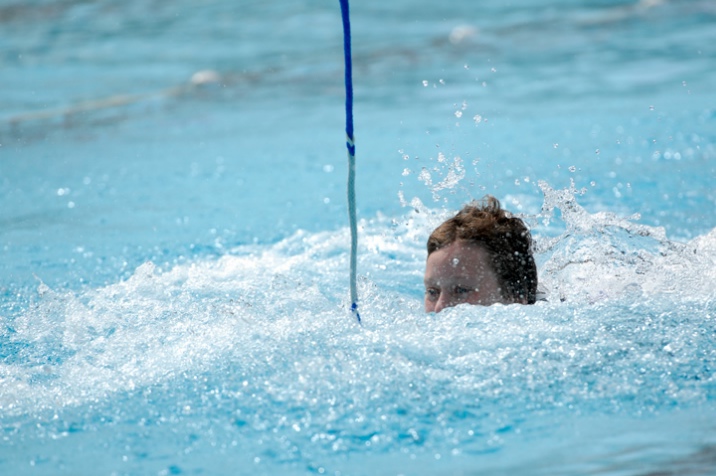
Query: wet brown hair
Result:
<box><xmin>427</xmin><ymin>196</ymin><xmax>538</xmax><ymax>304</ymax></box>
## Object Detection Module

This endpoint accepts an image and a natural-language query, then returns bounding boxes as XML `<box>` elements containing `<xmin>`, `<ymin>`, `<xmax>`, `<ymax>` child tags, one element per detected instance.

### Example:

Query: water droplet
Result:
<box><xmin>595</xmin><ymin>149</ymin><xmax>600</xmax><ymax>155</ymax></box>
<box><xmin>454</xmin><ymin>110</ymin><xmax>463</xmax><ymax>118</ymax></box>
<box><xmin>452</xmin><ymin>258</ymin><xmax>460</xmax><ymax>266</ymax></box>
<box><xmin>402</xmin><ymin>168</ymin><xmax>411</xmax><ymax>176</ymax></box>
<box><xmin>473</xmin><ymin>114</ymin><xmax>482</xmax><ymax>124</ymax></box>
<box><xmin>422</xmin><ymin>80</ymin><xmax>429</xmax><ymax>87</ymax></box>
<box><xmin>568</xmin><ymin>166</ymin><xmax>577</xmax><ymax>172</ymax></box>
<box><xmin>418</xmin><ymin>168</ymin><xmax>432</xmax><ymax>186</ymax></box>
<box><xmin>553</xmin><ymin>143</ymin><xmax>559</xmax><ymax>149</ymax></box>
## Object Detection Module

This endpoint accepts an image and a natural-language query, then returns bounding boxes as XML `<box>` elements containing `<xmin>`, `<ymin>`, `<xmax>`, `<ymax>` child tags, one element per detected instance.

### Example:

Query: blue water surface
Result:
<box><xmin>1</xmin><ymin>0</ymin><xmax>715</xmax><ymax>474</ymax></box>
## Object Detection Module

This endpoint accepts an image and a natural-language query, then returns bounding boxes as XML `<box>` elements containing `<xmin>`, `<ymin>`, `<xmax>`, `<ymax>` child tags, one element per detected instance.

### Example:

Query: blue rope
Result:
<box><xmin>339</xmin><ymin>0</ymin><xmax>360</xmax><ymax>324</ymax></box>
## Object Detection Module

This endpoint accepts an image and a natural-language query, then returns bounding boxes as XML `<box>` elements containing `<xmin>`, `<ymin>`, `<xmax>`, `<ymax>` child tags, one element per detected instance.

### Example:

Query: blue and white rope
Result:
<box><xmin>339</xmin><ymin>0</ymin><xmax>360</xmax><ymax>324</ymax></box>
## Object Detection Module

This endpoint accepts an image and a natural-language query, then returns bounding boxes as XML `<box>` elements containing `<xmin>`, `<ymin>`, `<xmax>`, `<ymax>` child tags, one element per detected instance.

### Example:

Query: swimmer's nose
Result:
<box><xmin>434</xmin><ymin>293</ymin><xmax>454</xmax><ymax>313</ymax></box>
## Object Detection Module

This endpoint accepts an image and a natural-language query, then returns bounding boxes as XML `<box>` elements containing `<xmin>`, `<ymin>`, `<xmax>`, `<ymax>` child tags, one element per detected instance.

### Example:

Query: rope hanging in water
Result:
<box><xmin>339</xmin><ymin>0</ymin><xmax>360</xmax><ymax>324</ymax></box>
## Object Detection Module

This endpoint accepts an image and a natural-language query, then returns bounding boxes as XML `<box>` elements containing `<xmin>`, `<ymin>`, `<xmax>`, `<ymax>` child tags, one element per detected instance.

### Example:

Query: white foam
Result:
<box><xmin>2</xmin><ymin>191</ymin><xmax>715</xmax><ymax>422</ymax></box>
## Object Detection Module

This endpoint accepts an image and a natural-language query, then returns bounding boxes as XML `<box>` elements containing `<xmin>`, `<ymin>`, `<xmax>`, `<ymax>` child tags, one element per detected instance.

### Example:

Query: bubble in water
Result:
<box><xmin>402</xmin><ymin>168</ymin><xmax>411</xmax><ymax>176</ymax></box>
<box><xmin>568</xmin><ymin>166</ymin><xmax>577</xmax><ymax>172</ymax></box>
<box><xmin>452</xmin><ymin>258</ymin><xmax>460</xmax><ymax>266</ymax></box>
<box><xmin>473</xmin><ymin>115</ymin><xmax>482</xmax><ymax>124</ymax></box>
<box><xmin>422</xmin><ymin>80</ymin><xmax>429</xmax><ymax>87</ymax></box>
<box><xmin>553</xmin><ymin>143</ymin><xmax>559</xmax><ymax>149</ymax></box>
<box><xmin>455</xmin><ymin>111</ymin><xmax>463</xmax><ymax>118</ymax></box>
<box><xmin>595</xmin><ymin>149</ymin><xmax>600</xmax><ymax>155</ymax></box>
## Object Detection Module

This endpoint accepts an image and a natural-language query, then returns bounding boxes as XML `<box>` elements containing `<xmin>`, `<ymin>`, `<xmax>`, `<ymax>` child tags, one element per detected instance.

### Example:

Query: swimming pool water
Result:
<box><xmin>2</xmin><ymin>0</ymin><xmax>715</xmax><ymax>474</ymax></box>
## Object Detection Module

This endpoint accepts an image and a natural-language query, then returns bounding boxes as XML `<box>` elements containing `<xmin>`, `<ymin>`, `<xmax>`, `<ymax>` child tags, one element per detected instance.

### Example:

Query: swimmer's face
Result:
<box><xmin>424</xmin><ymin>241</ymin><xmax>508</xmax><ymax>313</ymax></box>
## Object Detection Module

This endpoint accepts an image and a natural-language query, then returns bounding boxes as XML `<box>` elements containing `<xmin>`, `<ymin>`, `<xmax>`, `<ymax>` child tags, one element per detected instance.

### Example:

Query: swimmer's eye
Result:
<box><xmin>425</xmin><ymin>288</ymin><xmax>439</xmax><ymax>301</ymax></box>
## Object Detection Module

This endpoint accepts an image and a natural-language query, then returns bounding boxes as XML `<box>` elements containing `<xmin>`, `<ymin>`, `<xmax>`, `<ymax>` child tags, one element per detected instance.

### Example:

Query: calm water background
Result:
<box><xmin>1</xmin><ymin>0</ymin><xmax>715</xmax><ymax>474</ymax></box>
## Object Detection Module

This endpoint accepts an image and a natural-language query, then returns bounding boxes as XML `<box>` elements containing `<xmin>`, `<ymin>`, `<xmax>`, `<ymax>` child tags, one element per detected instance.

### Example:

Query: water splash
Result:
<box><xmin>535</xmin><ymin>180</ymin><xmax>715</xmax><ymax>304</ymax></box>
<box><xmin>1</xmin><ymin>188</ymin><xmax>714</xmax><ymax>473</ymax></box>
<box><xmin>430</xmin><ymin>154</ymin><xmax>466</xmax><ymax>201</ymax></box>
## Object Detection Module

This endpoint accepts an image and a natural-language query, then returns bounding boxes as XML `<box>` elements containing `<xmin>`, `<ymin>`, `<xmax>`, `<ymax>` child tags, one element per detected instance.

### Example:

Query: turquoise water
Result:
<box><xmin>2</xmin><ymin>0</ymin><xmax>715</xmax><ymax>474</ymax></box>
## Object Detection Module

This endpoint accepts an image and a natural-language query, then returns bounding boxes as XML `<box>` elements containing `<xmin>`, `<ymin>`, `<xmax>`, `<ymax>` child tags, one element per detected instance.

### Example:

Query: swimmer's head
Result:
<box><xmin>424</xmin><ymin>196</ymin><xmax>538</xmax><ymax>312</ymax></box>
